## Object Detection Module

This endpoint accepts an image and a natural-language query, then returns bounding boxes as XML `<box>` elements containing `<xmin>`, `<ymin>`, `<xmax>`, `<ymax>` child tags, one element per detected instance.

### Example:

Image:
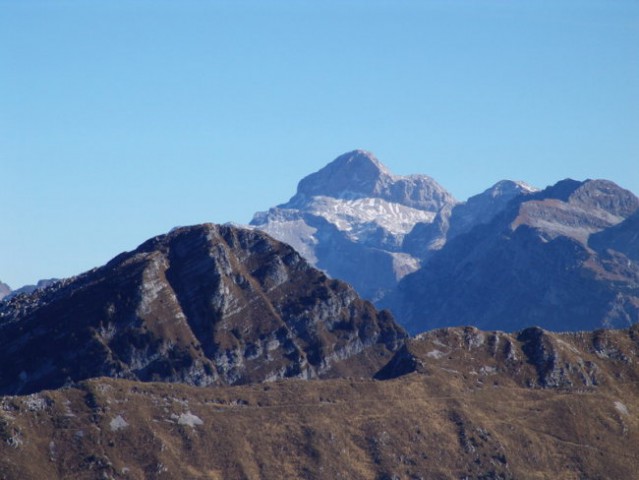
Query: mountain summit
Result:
<box><xmin>251</xmin><ymin>150</ymin><xmax>457</xmax><ymax>300</ymax></box>
<box><xmin>291</xmin><ymin>150</ymin><xmax>453</xmax><ymax>211</ymax></box>
<box><xmin>295</xmin><ymin>150</ymin><xmax>391</xmax><ymax>199</ymax></box>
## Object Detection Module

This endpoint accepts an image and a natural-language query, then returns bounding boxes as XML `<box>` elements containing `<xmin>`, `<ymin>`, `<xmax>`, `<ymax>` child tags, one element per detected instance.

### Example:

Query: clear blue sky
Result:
<box><xmin>1</xmin><ymin>1</ymin><xmax>638</xmax><ymax>288</ymax></box>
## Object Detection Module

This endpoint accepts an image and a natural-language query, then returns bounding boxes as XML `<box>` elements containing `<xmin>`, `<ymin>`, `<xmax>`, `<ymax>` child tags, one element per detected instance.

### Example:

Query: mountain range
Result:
<box><xmin>1</xmin><ymin>149</ymin><xmax>638</xmax><ymax>478</ymax></box>
<box><xmin>253</xmin><ymin>150</ymin><xmax>639</xmax><ymax>334</ymax></box>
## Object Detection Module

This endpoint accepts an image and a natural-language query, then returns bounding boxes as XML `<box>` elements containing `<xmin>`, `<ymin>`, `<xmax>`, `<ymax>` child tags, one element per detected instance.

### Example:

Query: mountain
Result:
<box><xmin>0</xmin><ymin>281</ymin><xmax>10</xmax><ymax>301</ymax></box>
<box><xmin>2</xmin><ymin>324</ymin><xmax>638</xmax><ymax>479</ymax></box>
<box><xmin>2</xmin><ymin>278</ymin><xmax>58</xmax><ymax>300</ymax></box>
<box><xmin>385</xmin><ymin>178</ymin><xmax>639</xmax><ymax>334</ymax></box>
<box><xmin>251</xmin><ymin>150</ymin><xmax>457</xmax><ymax>301</ymax></box>
<box><xmin>0</xmin><ymin>224</ymin><xmax>405</xmax><ymax>395</ymax></box>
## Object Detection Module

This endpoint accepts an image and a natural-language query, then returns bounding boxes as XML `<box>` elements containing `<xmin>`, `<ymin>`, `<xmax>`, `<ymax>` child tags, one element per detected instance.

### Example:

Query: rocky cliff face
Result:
<box><xmin>385</xmin><ymin>179</ymin><xmax>639</xmax><ymax>334</ymax></box>
<box><xmin>0</xmin><ymin>224</ymin><xmax>405</xmax><ymax>395</ymax></box>
<box><xmin>251</xmin><ymin>150</ymin><xmax>457</xmax><ymax>301</ymax></box>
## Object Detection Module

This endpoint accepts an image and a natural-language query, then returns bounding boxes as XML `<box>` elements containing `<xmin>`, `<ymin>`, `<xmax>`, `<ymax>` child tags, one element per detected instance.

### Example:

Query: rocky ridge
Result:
<box><xmin>1</xmin><ymin>324</ymin><xmax>638</xmax><ymax>479</ymax></box>
<box><xmin>0</xmin><ymin>224</ymin><xmax>405</xmax><ymax>396</ymax></box>
<box><xmin>376</xmin><ymin>324</ymin><xmax>639</xmax><ymax>389</ymax></box>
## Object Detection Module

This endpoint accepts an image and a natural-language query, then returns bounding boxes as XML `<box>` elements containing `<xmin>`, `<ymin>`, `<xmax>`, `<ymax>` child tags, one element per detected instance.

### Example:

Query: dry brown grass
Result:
<box><xmin>1</xmin><ymin>346</ymin><xmax>637</xmax><ymax>480</ymax></box>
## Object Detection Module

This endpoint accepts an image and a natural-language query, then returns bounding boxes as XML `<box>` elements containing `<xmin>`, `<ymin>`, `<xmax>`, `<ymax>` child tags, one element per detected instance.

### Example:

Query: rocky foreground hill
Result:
<box><xmin>1</xmin><ymin>324</ymin><xmax>638</xmax><ymax>479</ymax></box>
<box><xmin>0</xmin><ymin>224</ymin><xmax>405</xmax><ymax>396</ymax></box>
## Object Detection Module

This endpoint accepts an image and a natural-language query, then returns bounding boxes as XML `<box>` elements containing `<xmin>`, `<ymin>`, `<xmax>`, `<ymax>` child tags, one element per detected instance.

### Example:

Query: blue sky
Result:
<box><xmin>1</xmin><ymin>0</ymin><xmax>638</xmax><ymax>288</ymax></box>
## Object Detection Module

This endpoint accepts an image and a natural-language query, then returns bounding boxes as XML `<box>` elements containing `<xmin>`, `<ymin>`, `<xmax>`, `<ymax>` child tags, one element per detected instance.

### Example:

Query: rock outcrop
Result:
<box><xmin>375</xmin><ymin>324</ymin><xmax>639</xmax><ymax>389</ymax></box>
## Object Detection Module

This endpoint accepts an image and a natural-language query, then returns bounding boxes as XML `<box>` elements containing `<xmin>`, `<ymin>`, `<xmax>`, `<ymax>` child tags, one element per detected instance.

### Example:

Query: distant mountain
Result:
<box><xmin>0</xmin><ymin>224</ymin><xmax>405</xmax><ymax>395</ymax></box>
<box><xmin>3</xmin><ymin>278</ymin><xmax>58</xmax><ymax>300</ymax></box>
<box><xmin>251</xmin><ymin>150</ymin><xmax>458</xmax><ymax>300</ymax></box>
<box><xmin>0</xmin><ymin>281</ymin><xmax>10</xmax><ymax>300</ymax></box>
<box><xmin>385</xmin><ymin>178</ymin><xmax>639</xmax><ymax>333</ymax></box>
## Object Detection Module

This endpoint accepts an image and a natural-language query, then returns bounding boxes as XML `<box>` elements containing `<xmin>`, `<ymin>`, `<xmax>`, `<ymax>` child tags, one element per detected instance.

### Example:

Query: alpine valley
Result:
<box><xmin>1</xmin><ymin>150</ymin><xmax>639</xmax><ymax>479</ymax></box>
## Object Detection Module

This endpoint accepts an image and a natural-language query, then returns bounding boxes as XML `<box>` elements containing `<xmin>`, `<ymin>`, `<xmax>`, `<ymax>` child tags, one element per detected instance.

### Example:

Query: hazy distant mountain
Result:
<box><xmin>3</xmin><ymin>278</ymin><xmax>58</xmax><ymax>300</ymax></box>
<box><xmin>251</xmin><ymin>150</ymin><xmax>457</xmax><ymax>300</ymax></box>
<box><xmin>385</xmin><ymin>178</ymin><xmax>639</xmax><ymax>333</ymax></box>
<box><xmin>0</xmin><ymin>281</ymin><xmax>10</xmax><ymax>300</ymax></box>
<box><xmin>0</xmin><ymin>224</ymin><xmax>405</xmax><ymax>395</ymax></box>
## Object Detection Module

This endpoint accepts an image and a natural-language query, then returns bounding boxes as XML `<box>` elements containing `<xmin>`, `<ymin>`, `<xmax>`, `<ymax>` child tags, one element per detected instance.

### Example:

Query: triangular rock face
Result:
<box><xmin>251</xmin><ymin>150</ymin><xmax>457</xmax><ymax>301</ymax></box>
<box><xmin>385</xmin><ymin>179</ymin><xmax>639</xmax><ymax>334</ymax></box>
<box><xmin>0</xmin><ymin>281</ymin><xmax>10</xmax><ymax>301</ymax></box>
<box><xmin>0</xmin><ymin>224</ymin><xmax>406</xmax><ymax>395</ymax></box>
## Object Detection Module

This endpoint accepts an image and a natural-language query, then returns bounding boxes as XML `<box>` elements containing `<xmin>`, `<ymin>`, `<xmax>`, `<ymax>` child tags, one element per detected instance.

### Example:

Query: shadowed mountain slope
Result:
<box><xmin>385</xmin><ymin>179</ymin><xmax>639</xmax><ymax>334</ymax></box>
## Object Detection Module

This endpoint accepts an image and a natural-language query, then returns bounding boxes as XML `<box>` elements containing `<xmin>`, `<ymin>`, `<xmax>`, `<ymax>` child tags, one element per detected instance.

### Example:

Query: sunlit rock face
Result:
<box><xmin>251</xmin><ymin>150</ymin><xmax>457</xmax><ymax>301</ymax></box>
<box><xmin>385</xmin><ymin>179</ymin><xmax>639</xmax><ymax>334</ymax></box>
<box><xmin>0</xmin><ymin>224</ymin><xmax>406</xmax><ymax>395</ymax></box>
